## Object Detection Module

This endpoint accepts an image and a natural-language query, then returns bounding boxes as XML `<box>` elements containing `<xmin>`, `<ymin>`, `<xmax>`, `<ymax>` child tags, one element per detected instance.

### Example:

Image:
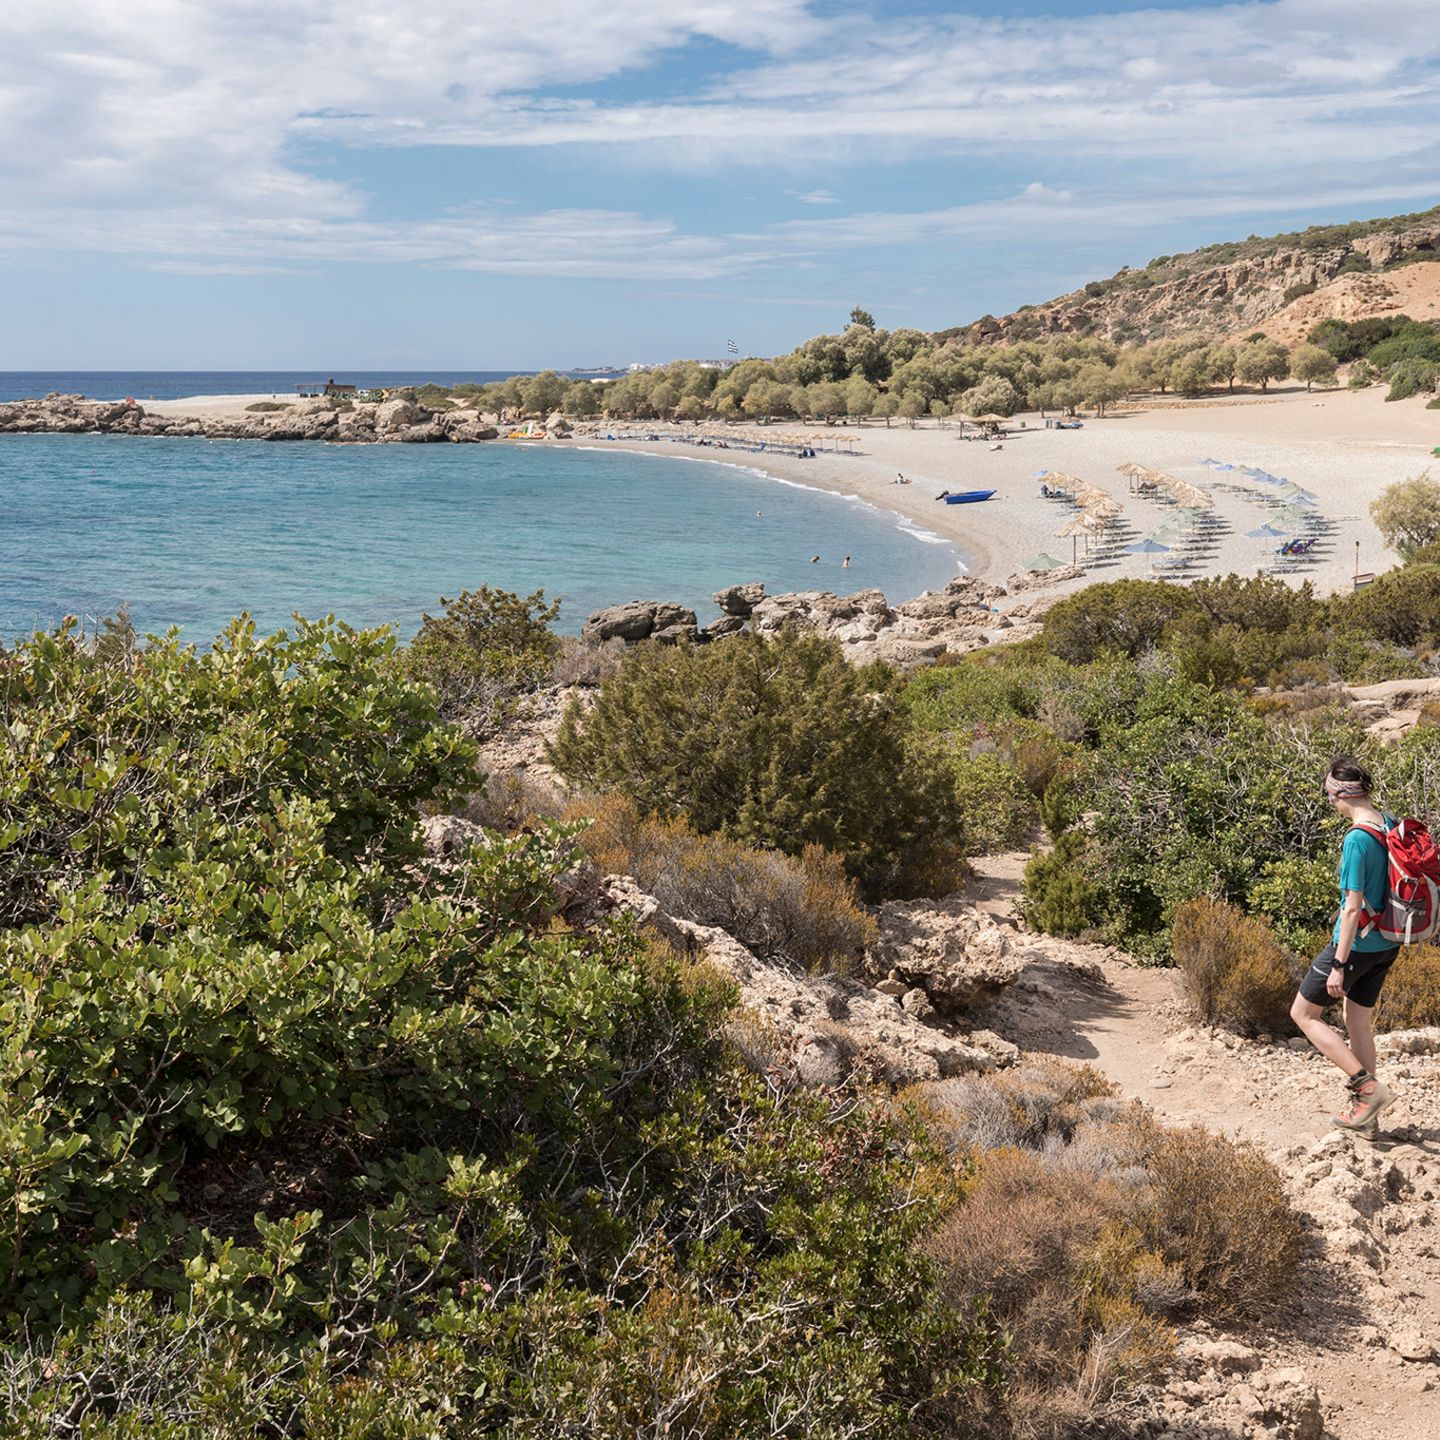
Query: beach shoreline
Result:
<box><xmin>557</xmin><ymin>387</ymin><xmax>1439</xmax><ymax>599</ymax></box>
<box><xmin>21</xmin><ymin>385</ymin><xmax>1440</xmax><ymax>601</ymax></box>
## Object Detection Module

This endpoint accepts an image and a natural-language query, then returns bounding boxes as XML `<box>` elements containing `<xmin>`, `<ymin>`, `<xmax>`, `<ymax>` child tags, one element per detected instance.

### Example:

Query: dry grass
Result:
<box><xmin>1131</xmin><ymin>1120</ymin><xmax>1303</xmax><ymax>1324</ymax></box>
<box><xmin>1375</xmin><ymin>943</ymin><xmax>1440</xmax><ymax>1030</ymax></box>
<box><xmin>915</xmin><ymin>1058</ymin><xmax>1302</xmax><ymax>1436</ymax></box>
<box><xmin>570</xmin><ymin>792</ymin><xmax>876</xmax><ymax>973</ymax></box>
<box><xmin>1171</xmin><ymin>896</ymin><xmax>1300</xmax><ymax>1035</ymax></box>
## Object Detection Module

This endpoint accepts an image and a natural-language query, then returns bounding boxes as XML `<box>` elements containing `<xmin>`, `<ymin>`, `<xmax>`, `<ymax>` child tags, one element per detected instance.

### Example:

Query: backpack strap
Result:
<box><xmin>1348</xmin><ymin>824</ymin><xmax>1390</xmax><ymax>935</ymax></box>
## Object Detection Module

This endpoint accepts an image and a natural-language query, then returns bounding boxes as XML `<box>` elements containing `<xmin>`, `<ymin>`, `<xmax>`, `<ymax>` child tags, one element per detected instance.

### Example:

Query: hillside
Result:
<box><xmin>953</xmin><ymin>204</ymin><xmax>1440</xmax><ymax>346</ymax></box>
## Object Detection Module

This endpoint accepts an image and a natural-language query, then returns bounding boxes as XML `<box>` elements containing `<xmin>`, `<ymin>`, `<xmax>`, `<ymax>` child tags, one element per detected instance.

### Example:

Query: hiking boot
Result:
<box><xmin>1331</xmin><ymin>1076</ymin><xmax>1395</xmax><ymax>1131</ymax></box>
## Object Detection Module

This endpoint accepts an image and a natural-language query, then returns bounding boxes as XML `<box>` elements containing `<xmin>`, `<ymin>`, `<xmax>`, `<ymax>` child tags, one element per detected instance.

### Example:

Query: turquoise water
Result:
<box><xmin>0</xmin><ymin>436</ymin><xmax>964</xmax><ymax>642</ymax></box>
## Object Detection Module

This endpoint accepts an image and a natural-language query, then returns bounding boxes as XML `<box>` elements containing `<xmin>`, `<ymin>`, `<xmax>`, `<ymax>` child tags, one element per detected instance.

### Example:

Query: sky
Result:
<box><xmin>0</xmin><ymin>0</ymin><xmax>1437</xmax><ymax>370</ymax></box>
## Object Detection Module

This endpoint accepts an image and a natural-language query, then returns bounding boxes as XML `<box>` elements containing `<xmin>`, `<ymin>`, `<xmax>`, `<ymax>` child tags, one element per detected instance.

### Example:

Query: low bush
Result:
<box><xmin>401</xmin><ymin>585</ymin><xmax>562</xmax><ymax>735</ymax></box>
<box><xmin>1171</xmin><ymin>897</ymin><xmax>1300</xmax><ymax>1035</ymax></box>
<box><xmin>1374</xmin><ymin>944</ymin><xmax>1440</xmax><ymax>1030</ymax></box>
<box><xmin>919</xmin><ymin>1058</ymin><xmax>1302</xmax><ymax>1434</ymax></box>
<box><xmin>1024</xmin><ymin>833</ymin><xmax>1104</xmax><ymax>937</ymax></box>
<box><xmin>949</xmin><ymin>751</ymin><xmax>1038</xmax><ymax>852</ymax></box>
<box><xmin>550</xmin><ymin>633</ymin><xmax>627</xmax><ymax>686</ymax></box>
<box><xmin>456</xmin><ymin>766</ymin><xmax>568</xmax><ymax>830</ymax></box>
<box><xmin>550</xmin><ymin>628</ymin><xmax>965</xmax><ymax>897</ymax></box>
<box><xmin>1133</xmin><ymin>1120</ymin><xmax>1303</xmax><ymax>1323</ymax></box>
<box><xmin>927</xmin><ymin>1149</ymin><xmax>1177</xmax><ymax>1438</ymax></box>
<box><xmin>573</xmin><ymin>792</ymin><xmax>877</xmax><ymax>973</ymax></box>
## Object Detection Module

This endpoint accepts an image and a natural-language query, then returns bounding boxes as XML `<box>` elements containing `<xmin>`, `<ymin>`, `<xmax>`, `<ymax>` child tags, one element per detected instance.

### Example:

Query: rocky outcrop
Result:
<box><xmin>583</xmin><ymin>575</ymin><xmax>1049</xmax><ymax>668</ymax></box>
<box><xmin>868</xmin><ymin>897</ymin><xmax>1026</xmax><ymax>1018</ymax></box>
<box><xmin>0</xmin><ymin>393</ymin><xmax>502</xmax><ymax>446</ymax></box>
<box><xmin>577</xmin><ymin>874</ymin><xmax>1000</xmax><ymax>1085</ymax></box>
<box><xmin>581</xmin><ymin>600</ymin><xmax>698</xmax><ymax>645</ymax></box>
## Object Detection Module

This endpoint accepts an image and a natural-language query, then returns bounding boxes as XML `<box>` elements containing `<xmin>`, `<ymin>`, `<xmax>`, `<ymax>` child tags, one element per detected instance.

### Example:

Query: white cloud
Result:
<box><xmin>0</xmin><ymin>1</ymin><xmax>1434</xmax><ymax>279</ymax></box>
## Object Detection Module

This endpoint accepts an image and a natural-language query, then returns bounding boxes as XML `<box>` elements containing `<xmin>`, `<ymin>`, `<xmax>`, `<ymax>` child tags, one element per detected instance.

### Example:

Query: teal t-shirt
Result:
<box><xmin>1334</xmin><ymin>824</ymin><xmax>1394</xmax><ymax>952</ymax></box>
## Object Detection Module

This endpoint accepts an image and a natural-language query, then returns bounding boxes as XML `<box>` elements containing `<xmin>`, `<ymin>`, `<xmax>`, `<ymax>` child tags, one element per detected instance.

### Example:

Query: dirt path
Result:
<box><xmin>961</xmin><ymin>855</ymin><xmax>1440</xmax><ymax>1439</ymax></box>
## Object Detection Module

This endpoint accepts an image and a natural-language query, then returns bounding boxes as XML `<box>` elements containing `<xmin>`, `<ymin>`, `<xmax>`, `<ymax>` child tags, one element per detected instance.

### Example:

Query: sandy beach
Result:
<box><xmin>563</xmin><ymin>386</ymin><xmax>1440</xmax><ymax>601</ymax></box>
<box><xmin>144</xmin><ymin>386</ymin><xmax>1440</xmax><ymax>601</ymax></box>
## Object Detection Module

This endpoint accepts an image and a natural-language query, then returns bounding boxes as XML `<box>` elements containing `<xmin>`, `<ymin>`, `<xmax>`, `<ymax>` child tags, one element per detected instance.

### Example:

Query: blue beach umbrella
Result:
<box><xmin>1032</xmin><ymin>469</ymin><xmax>1052</xmax><ymax>478</ymax></box>
<box><xmin>1126</xmin><ymin>538</ymin><xmax>1172</xmax><ymax>554</ymax></box>
<box><xmin>1245</xmin><ymin>523</ymin><xmax>1290</xmax><ymax>540</ymax></box>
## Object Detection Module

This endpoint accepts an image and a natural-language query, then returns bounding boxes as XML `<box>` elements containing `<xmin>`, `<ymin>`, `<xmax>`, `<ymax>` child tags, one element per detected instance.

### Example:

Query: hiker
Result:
<box><xmin>1290</xmin><ymin>758</ymin><xmax>1400</xmax><ymax>1132</ymax></box>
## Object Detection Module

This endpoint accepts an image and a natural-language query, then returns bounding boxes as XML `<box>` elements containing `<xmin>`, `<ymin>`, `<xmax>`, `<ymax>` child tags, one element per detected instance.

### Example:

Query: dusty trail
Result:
<box><xmin>961</xmin><ymin>855</ymin><xmax>1440</xmax><ymax>1439</ymax></box>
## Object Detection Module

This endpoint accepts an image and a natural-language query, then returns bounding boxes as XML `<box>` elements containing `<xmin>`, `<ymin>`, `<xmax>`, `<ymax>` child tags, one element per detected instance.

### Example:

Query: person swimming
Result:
<box><xmin>810</xmin><ymin>555</ymin><xmax>820</xmax><ymax>564</ymax></box>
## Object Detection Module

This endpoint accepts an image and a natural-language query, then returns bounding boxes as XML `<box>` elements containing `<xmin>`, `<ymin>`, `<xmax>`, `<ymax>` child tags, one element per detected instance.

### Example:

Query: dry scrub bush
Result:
<box><xmin>1375</xmin><ymin>944</ymin><xmax>1440</xmax><ymax>1030</ymax></box>
<box><xmin>1172</xmin><ymin>897</ymin><xmax>1299</xmax><ymax>1035</ymax></box>
<box><xmin>915</xmin><ymin>1059</ymin><xmax>1302</xmax><ymax>1434</ymax></box>
<box><xmin>1133</xmin><ymin>1121</ymin><xmax>1302</xmax><ymax>1324</ymax></box>
<box><xmin>572</xmin><ymin>792</ymin><xmax>877</xmax><ymax>973</ymax></box>
<box><xmin>924</xmin><ymin>1058</ymin><xmax>1117</xmax><ymax>1152</ymax></box>
<box><xmin>458</xmin><ymin>767</ymin><xmax>569</xmax><ymax>830</ymax></box>
<box><xmin>550</xmin><ymin>634</ymin><xmax>627</xmax><ymax>686</ymax></box>
<box><xmin>926</xmin><ymin>1147</ymin><xmax>1178</xmax><ymax>1439</ymax></box>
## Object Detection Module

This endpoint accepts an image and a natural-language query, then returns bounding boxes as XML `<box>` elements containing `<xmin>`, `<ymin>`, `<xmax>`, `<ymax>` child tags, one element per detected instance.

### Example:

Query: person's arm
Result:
<box><xmin>1328</xmin><ymin>889</ymin><xmax>1367</xmax><ymax>998</ymax></box>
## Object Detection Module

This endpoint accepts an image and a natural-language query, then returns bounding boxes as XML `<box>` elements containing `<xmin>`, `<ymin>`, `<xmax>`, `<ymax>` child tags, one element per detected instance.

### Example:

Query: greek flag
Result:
<box><xmin>727</xmin><ymin>339</ymin><xmax>739</xmax><ymax>354</ymax></box>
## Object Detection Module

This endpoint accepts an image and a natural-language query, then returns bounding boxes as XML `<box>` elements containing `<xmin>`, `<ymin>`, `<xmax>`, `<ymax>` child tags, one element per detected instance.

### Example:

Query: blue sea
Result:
<box><xmin>0</xmin><ymin>433</ymin><xmax>964</xmax><ymax>643</ymax></box>
<box><xmin>0</xmin><ymin>370</ymin><xmax>605</xmax><ymax>402</ymax></box>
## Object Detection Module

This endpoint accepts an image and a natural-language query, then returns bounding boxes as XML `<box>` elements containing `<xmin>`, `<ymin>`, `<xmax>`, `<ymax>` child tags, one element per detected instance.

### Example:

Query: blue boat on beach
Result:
<box><xmin>940</xmin><ymin>489</ymin><xmax>996</xmax><ymax>505</ymax></box>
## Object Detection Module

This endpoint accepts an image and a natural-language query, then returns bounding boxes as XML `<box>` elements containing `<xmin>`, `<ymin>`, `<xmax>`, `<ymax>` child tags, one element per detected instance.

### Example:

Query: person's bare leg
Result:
<box><xmin>1343</xmin><ymin>998</ymin><xmax>1378</xmax><ymax>1077</ymax></box>
<box><xmin>1290</xmin><ymin>995</ymin><xmax>1365</xmax><ymax>1078</ymax></box>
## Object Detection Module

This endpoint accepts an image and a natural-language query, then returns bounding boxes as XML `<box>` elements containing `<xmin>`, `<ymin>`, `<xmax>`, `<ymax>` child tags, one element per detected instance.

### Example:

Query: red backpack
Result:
<box><xmin>1355</xmin><ymin>820</ymin><xmax>1440</xmax><ymax>946</ymax></box>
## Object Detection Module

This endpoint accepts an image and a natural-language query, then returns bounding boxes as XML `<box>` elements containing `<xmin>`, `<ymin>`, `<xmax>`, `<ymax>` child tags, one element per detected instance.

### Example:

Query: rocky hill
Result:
<box><xmin>953</xmin><ymin>204</ymin><xmax>1440</xmax><ymax>347</ymax></box>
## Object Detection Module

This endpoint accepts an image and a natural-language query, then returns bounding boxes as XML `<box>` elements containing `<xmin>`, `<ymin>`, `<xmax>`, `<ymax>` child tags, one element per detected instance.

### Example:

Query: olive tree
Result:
<box><xmin>1371</xmin><ymin>471</ymin><xmax>1440</xmax><ymax>557</ymax></box>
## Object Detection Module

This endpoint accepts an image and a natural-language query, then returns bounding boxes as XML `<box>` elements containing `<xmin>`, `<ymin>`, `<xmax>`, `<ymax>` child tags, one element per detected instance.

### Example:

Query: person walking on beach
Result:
<box><xmin>1290</xmin><ymin>758</ymin><xmax>1398</xmax><ymax>1133</ymax></box>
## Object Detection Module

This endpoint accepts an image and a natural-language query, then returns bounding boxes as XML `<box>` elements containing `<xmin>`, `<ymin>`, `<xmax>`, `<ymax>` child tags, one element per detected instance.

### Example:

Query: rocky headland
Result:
<box><xmin>579</xmin><ymin>572</ymin><xmax>1070</xmax><ymax>668</ymax></box>
<box><xmin>0</xmin><ymin>393</ymin><xmax>522</xmax><ymax>444</ymax></box>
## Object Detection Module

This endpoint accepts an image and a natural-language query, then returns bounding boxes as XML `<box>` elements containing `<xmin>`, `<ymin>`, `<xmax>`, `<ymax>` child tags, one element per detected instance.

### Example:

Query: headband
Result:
<box><xmin>1325</xmin><ymin>774</ymin><xmax>1369</xmax><ymax>800</ymax></box>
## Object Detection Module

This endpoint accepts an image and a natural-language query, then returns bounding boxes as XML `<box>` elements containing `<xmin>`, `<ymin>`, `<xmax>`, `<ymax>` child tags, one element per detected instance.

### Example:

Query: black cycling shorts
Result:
<box><xmin>1299</xmin><ymin>941</ymin><xmax>1399</xmax><ymax>1009</ymax></box>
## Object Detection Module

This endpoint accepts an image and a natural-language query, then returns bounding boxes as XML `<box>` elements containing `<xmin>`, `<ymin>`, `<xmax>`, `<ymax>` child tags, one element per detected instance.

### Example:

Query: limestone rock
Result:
<box><xmin>714</xmin><ymin>582</ymin><xmax>765</xmax><ymax>617</ymax></box>
<box><xmin>375</xmin><ymin>398</ymin><xmax>429</xmax><ymax>431</ymax></box>
<box><xmin>868</xmin><ymin>896</ymin><xmax>1024</xmax><ymax>1017</ymax></box>
<box><xmin>574</xmin><ymin>875</ymin><xmax>995</xmax><ymax>1085</ymax></box>
<box><xmin>582</xmin><ymin>600</ymin><xmax>698</xmax><ymax>645</ymax></box>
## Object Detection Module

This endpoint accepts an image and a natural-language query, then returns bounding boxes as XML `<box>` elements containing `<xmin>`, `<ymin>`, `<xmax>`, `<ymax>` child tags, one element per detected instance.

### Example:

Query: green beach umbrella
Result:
<box><xmin>1025</xmin><ymin>552</ymin><xmax>1067</xmax><ymax>571</ymax></box>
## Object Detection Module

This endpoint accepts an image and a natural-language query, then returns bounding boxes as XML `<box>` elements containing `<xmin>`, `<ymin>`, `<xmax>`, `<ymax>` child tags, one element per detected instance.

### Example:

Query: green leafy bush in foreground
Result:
<box><xmin>0</xmin><ymin>618</ymin><xmax>991</xmax><ymax>1437</ymax></box>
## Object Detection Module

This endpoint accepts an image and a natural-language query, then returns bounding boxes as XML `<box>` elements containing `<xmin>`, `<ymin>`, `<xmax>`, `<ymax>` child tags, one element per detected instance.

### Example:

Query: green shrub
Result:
<box><xmin>572</xmin><ymin>792</ymin><xmax>877</xmax><ymax>973</ymax></box>
<box><xmin>0</xmin><ymin>618</ymin><xmax>989</xmax><ymax>1436</ymax></box>
<box><xmin>1041</xmin><ymin>580</ymin><xmax>1196</xmax><ymax>664</ymax></box>
<box><xmin>549</xmin><ymin>629</ymin><xmax>964</xmax><ymax>897</ymax></box>
<box><xmin>1247</xmin><ymin>855</ymin><xmax>1339</xmax><ymax>951</ymax></box>
<box><xmin>401</xmin><ymin>585</ymin><xmax>561</xmax><ymax>734</ymax></box>
<box><xmin>1386</xmin><ymin>358</ymin><xmax>1440</xmax><ymax>402</ymax></box>
<box><xmin>950</xmin><ymin>751</ymin><xmax>1038</xmax><ymax>852</ymax></box>
<box><xmin>1171</xmin><ymin>897</ymin><xmax>1300</xmax><ymax>1035</ymax></box>
<box><xmin>1024</xmin><ymin>833</ymin><xmax>1104</xmax><ymax>936</ymax></box>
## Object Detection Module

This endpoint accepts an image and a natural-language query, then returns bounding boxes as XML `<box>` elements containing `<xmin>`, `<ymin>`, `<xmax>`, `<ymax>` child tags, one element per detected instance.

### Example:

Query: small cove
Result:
<box><xmin>0</xmin><ymin>435</ymin><xmax>966</xmax><ymax>641</ymax></box>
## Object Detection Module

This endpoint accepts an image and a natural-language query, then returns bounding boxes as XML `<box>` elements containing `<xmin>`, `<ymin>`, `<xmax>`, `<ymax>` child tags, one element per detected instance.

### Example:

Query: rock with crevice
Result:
<box><xmin>867</xmin><ymin>896</ymin><xmax>1025</xmax><ymax>1017</ymax></box>
<box><xmin>568</xmin><ymin>874</ymin><xmax>996</xmax><ymax>1084</ymax></box>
